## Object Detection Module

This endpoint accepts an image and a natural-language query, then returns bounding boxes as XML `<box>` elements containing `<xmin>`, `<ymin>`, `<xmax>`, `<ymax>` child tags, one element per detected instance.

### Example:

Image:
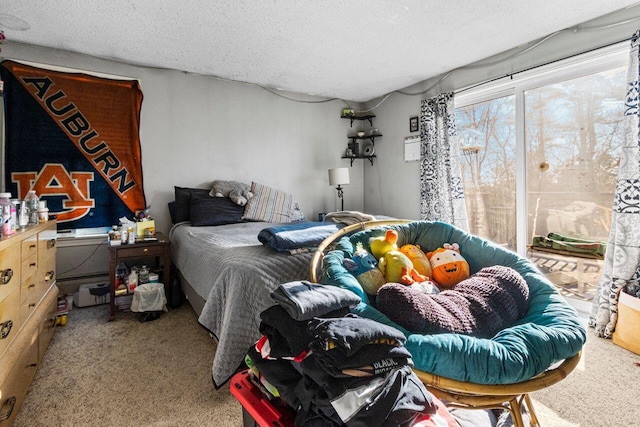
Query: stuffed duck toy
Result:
<box><xmin>370</xmin><ymin>230</ymin><xmax>427</xmax><ymax>285</ymax></box>
<box><xmin>369</xmin><ymin>229</ymin><xmax>400</xmax><ymax>260</ymax></box>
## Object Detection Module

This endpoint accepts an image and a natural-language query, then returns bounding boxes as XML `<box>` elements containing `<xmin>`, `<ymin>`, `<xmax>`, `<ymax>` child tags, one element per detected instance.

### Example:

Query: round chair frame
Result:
<box><xmin>309</xmin><ymin>220</ymin><xmax>582</xmax><ymax>427</ymax></box>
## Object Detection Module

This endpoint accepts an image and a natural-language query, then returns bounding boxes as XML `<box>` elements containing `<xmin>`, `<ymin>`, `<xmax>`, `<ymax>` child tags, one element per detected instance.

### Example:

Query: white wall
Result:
<box><xmin>2</xmin><ymin>43</ymin><xmax>365</xmax><ymax>234</ymax></box>
<box><xmin>363</xmin><ymin>6</ymin><xmax>640</xmax><ymax>221</ymax></box>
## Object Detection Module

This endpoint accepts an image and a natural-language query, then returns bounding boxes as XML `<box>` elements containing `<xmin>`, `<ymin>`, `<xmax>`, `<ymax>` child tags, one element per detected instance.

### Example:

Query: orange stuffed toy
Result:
<box><xmin>426</xmin><ymin>243</ymin><xmax>470</xmax><ymax>289</ymax></box>
<box><xmin>399</xmin><ymin>244</ymin><xmax>433</xmax><ymax>279</ymax></box>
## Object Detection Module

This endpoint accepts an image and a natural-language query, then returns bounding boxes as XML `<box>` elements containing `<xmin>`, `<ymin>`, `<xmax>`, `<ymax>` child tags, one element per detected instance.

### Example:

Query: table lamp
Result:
<box><xmin>328</xmin><ymin>167</ymin><xmax>350</xmax><ymax>211</ymax></box>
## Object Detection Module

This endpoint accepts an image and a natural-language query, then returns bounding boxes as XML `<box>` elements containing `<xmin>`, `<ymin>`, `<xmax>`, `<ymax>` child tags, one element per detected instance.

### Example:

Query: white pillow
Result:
<box><xmin>242</xmin><ymin>182</ymin><xmax>296</xmax><ymax>223</ymax></box>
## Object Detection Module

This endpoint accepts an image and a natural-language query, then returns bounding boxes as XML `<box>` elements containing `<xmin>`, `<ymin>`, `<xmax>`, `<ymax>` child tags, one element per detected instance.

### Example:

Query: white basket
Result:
<box><xmin>131</xmin><ymin>282</ymin><xmax>167</xmax><ymax>313</ymax></box>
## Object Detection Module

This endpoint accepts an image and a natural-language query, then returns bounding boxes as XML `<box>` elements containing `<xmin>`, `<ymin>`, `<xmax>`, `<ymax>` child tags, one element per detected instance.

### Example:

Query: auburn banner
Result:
<box><xmin>0</xmin><ymin>60</ymin><xmax>145</xmax><ymax>230</ymax></box>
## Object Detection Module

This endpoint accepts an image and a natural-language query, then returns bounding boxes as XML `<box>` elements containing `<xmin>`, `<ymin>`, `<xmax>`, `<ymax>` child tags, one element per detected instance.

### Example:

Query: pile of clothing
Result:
<box><xmin>245</xmin><ymin>281</ymin><xmax>439</xmax><ymax>426</ymax></box>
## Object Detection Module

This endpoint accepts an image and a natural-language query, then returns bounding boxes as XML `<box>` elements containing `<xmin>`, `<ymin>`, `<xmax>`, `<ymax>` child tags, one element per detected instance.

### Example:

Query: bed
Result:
<box><xmin>171</xmin><ymin>221</ymin><xmax>318</xmax><ymax>387</ymax></box>
<box><xmin>168</xmin><ymin>184</ymin><xmax>343</xmax><ymax>387</ymax></box>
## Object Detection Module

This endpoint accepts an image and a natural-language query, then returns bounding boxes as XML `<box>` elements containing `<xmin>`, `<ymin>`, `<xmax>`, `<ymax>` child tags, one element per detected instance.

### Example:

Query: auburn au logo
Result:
<box><xmin>12</xmin><ymin>163</ymin><xmax>94</xmax><ymax>222</ymax></box>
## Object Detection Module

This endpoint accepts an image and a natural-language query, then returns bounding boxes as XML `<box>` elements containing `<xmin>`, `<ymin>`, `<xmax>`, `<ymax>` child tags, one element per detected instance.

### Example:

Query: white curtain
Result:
<box><xmin>419</xmin><ymin>93</ymin><xmax>469</xmax><ymax>231</ymax></box>
<box><xmin>589</xmin><ymin>30</ymin><xmax>640</xmax><ymax>338</ymax></box>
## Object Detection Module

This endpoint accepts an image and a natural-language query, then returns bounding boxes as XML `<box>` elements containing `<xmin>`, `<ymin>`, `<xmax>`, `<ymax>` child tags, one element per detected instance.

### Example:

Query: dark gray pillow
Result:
<box><xmin>189</xmin><ymin>192</ymin><xmax>245</xmax><ymax>226</ymax></box>
<box><xmin>174</xmin><ymin>186</ymin><xmax>210</xmax><ymax>223</ymax></box>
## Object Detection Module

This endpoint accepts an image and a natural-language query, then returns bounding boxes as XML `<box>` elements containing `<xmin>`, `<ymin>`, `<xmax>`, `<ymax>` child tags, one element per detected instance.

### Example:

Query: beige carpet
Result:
<box><xmin>14</xmin><ymin>303</ymin><xmax>242</xmax><ymax>427</ymax></box>
<box><xmin>13</xmin><ymin>302</ymin><xmax>640</xmax><ymax>427</ymax></box>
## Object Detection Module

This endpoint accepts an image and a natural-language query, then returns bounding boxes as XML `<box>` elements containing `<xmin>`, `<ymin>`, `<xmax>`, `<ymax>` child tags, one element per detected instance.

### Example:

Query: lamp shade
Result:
<box><xmin>328</xmin><ymin>167</ymin><xmax>350</xmax><ymax>186</ymax></box>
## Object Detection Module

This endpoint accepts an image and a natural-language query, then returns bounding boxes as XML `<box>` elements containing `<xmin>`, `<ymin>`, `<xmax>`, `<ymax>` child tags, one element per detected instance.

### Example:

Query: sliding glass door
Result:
<box><xmin>455</xmin><ymin>43</ymin><xmax>627</xmax><ymax>301</ymax></box>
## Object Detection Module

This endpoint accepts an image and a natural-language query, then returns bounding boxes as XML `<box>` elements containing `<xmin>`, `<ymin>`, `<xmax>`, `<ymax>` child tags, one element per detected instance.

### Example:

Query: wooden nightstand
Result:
<box><xmin>108</xmin><ymin>232</ymin><xmax>171</xmax><ymax>321</ymax></box>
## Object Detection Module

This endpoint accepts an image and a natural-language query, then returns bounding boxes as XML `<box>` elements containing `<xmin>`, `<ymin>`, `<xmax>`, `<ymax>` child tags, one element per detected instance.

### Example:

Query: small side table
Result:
<box><xmin>108</xmin><ymin>232</ymin><xmax>171</xmax><ymax>321</ymax></box>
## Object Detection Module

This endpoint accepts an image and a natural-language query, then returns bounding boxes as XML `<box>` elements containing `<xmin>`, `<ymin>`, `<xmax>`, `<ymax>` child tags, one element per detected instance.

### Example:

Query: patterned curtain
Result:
<box><xmin>419</xmin><ymin>93</ymin><xmax>469</xmax><ymax>231</ymax></box>
<box><xmin>589</xmin><ymin>30</ymin><xmax>640</xmax><ymax>338</ymax></box>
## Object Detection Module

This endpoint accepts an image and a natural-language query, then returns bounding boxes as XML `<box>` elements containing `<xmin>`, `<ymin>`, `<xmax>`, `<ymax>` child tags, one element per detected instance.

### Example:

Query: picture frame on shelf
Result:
<box><xmin>409</xmin><ymin>116</ymin><xmax>419</xmax><ymax>132</ymax></box>
<box><xmin>342</xmin><ymin>108</ymin><xmax>355</xmax><ymax>117</ymax></box>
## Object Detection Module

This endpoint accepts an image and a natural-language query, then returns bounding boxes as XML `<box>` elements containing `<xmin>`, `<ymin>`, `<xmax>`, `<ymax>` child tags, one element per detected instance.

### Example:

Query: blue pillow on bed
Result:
<box><xmin>189</xmin><ymin>192</ymin><xmax>245</xmax><ymax>226</ymax></box>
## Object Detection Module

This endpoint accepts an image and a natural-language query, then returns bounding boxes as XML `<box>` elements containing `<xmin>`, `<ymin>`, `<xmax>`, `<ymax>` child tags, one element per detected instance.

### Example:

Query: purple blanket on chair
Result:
<box><xmin>376</xmin><ymin>265</ymin><xmax>530</xmax><ymax>338</ymax></box>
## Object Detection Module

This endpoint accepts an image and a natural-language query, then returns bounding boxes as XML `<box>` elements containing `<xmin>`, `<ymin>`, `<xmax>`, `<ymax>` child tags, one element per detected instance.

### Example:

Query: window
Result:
<box><xmin>455</xmin><ymin>43</ymin><xmax>627</xmax><ymax>302</ymax></box>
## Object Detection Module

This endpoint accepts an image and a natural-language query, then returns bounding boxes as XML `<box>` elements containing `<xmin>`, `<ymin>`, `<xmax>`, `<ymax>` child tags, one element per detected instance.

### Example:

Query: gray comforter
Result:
<box><xmin>170</xmin><ymin>222</ymin><xmax>314</xmax><ymax>387</ymax></box>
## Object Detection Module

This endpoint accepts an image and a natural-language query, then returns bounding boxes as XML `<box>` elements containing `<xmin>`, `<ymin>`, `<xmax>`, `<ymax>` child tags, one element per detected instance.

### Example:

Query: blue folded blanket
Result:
<box><xmin>258</xmin><ymin>221</ymin><xmax>343</xmax><ymax>252</ymax></box>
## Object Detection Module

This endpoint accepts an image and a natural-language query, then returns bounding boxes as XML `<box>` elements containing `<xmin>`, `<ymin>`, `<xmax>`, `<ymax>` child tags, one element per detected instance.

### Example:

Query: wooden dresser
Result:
<box><xmin>0</xmin><ymin>221</ymin><xmax>58</xmax><ymax>426</ymax></box>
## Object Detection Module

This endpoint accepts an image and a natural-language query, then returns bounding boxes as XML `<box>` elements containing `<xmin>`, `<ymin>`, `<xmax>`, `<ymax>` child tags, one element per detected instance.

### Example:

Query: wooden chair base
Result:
<box><xmin>413</xmin><ymin>352</ymin><xmax>581</xmax><ymax>427</ymax></box>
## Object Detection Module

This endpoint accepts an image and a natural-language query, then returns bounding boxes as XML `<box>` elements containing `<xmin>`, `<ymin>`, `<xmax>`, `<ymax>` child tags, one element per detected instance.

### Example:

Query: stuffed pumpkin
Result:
<box><xmin>426</xmin><ymin>243</ymin><xmax>470</xmax><ymax>289</ymax></box>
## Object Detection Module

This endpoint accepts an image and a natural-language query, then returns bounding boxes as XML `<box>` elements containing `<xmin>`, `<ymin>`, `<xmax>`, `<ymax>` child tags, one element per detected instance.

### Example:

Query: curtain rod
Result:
<box><xmin>454</xmin><ymin>37</ymin><xmax>632</xmax><ymax>96</ymax></box>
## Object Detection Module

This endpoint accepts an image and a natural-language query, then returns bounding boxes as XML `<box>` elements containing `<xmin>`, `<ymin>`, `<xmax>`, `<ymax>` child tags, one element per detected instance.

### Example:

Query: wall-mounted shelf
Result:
<box><xmin>347</xmin><ymin>134</ymin><xmax>383</xmax><ymax>144</ymax></box>
<box><xmin>341</xmin><ymin>114</ymin><xmax>376</xmax><ymax>127</ymax></box>
<box><xmin>342</xmin><ymin>155</ymin><xmax>376</xmax><ymax>166</ymax></box>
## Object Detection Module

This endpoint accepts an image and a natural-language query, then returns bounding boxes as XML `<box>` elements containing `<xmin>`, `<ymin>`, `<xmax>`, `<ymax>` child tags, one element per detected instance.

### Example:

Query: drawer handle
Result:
<box><xmin>29</xmin><ymin>303</ymin><xmax>36</xmax><ymax>308</ymax></box>
<box><xmin>143</xmin><ymin>248</ymin><xmax>148</xmax><ymax>253</ymax></box>
<box><xmin>30</xmin><ymin>262</ymin><xmax>37</xmax><ymax>268</ymax></box>
<box><xmin>47</xmin><ymin>239</ymin><xmax>56</xmax><ymax>249</ymax></box>
<box><xmin>29</xmin><ymin>283</ymin><xmax>36</xmax><ymax>288</ymax></box>
<box><xmin>1</xmin><ymin>268</ymin><xmax>13</xmax><ymax>285</ymax></box>
<box><xmin>0</xmin><ymin>320</ymin><xmax>13</xmax><ymax>339</ymax></box>
<box><xmin>29</xmin><ymin>244</ymin><xmax>36</xmax><ymax>249</ymax></box>
<box><xmin>50</xmin><ymin>316</ymin><xmax>57</xmax><ymax>328</ymax></box>
<box><xmin>45</xmin><ymin>270</ymin><xmax>55</xmax><ymax>282</ymax></box>
<box><xmin>28</xmin><ymin>363</ymin><xmax>38</xmax><ymax>368</ymax></box>
<box><xmin>0</xmin><ymin>397</ymin><xmax>16</xmax><ymax>421</ymax></box>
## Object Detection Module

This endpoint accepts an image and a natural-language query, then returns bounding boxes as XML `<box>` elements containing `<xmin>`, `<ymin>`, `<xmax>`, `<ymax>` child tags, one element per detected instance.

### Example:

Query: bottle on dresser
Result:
<box><xmin>0</xmin><ymin>192</ymin><xmax>15</xmax><ymax>236</ymax></box>
<box><xmin>24</xmin><ymin>190</ymin><xmax>40</xmax><ymax>225</ymax></box>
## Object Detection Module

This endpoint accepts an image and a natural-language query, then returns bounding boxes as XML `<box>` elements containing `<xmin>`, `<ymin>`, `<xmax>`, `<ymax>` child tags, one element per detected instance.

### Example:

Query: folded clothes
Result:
<box><xmin>258</xmin><ymin>221</ymin><xmax>343</xmax><ymax>252</ymax></box>
<box><xmin>260</xmin><ymin>304</ymin><xmax>349</xmax><ymax>356</ymax></box>
<box><xmin>271</xmin><ymin>281</ymin><xmax>361</xmax><ymax>321</ymax></box>
<box><xmin>324</xmin><ymin>210</ymin><xmax>376</xmax><ymax>225</ymax></box>
<box><xmin>307</xmin><ymin>314</ymin><xmax>406</xmax><ymax>357</ymax></box>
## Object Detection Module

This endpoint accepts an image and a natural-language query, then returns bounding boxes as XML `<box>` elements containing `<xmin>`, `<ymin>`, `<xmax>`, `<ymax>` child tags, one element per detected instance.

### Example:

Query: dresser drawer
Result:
<box><xmin>0</xmin><ymin>248</ymin><xmax>20</xmax><ymax>304</ymax></box>
<box><xmin>20</xmin><ymin>271</ymin><xmax>38</xmax><ymax>306</ymax></box>
<box><xmin>37</xmin><ymin>226</ymin><xmax>57</xmax><ymax>263</ymax></box>
<box><xmin>0</xmin><ymin>290</ymin><xmax>21</xmax><ymax>357</ymax></box>
<box><xmin>20</xmin><ymin>292</ymin><xmax>40</xmax><ymax>326</ymax></box>
<box><xmin>21</xmin><ymin>253</ymin><xmax>38</xmax><ymax>288</ymax></box>
<box><xmin>0</xmin><ymin>329</ymin><xmax>38</xmax><ymax>427</ymax></box>
<box><xmin>38</xmin><ymin>289</ymin><xmax>58</xmax><ymax>360</ymax></box>
<box><xmin>39</xmin><ymin>253</ymin><xmax>56</xmax><ymax>290</ymax></box>
<box><xmin>114</xmin><ymin>244</ymin><xmax>164</xmax><ymax>259</ymax></box>
<box><xmin>20</xmin><ymin>235</ymin><xmax>38</xmax><ymax>261</ymax></box>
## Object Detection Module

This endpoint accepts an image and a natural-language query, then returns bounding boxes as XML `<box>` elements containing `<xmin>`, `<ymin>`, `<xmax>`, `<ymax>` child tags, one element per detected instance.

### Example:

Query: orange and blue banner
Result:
<box><xmin>1</xmin><ymin>60</ymin><xmax>145</xmax><ymax>230</ymax></box>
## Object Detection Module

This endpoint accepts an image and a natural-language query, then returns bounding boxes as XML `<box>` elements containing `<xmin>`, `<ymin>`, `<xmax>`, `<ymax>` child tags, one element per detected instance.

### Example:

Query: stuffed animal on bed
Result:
<box><xmin>376</xmin><ymin>265</ymin><xmax>530</xmax><ymax>338</ymax></box>
<box><xmin>399</xmin><ymin>244</ymin><xmax>433</xmax><ymax>278</ymax></box>
<box><xmin>342</xmin><ymin>243</ymin><xmax>386</xmax><ymax>295</ymax></box>
<box><xmin>426</xmin><ymin>243</ymin><xmax>470</xmax><ymax>290</ymax></box>
<box><xmin>209</xmin><ymin>180</ymin><xmax>254</xmax><ymax>206</ymax></box>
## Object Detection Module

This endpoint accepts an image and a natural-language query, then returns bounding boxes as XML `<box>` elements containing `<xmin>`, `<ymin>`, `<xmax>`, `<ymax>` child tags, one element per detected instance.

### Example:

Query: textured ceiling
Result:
<box><xmin>1</xmin><ymin>0</ymin><xmax>638</xmax><ymax>102</ymax></box>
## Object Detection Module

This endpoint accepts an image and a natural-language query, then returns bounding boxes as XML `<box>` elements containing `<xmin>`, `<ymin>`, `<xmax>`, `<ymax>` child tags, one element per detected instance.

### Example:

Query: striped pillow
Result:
<box><xmin>242</xmin><ymin>182</ymin><xmax>296</xmax><ymax>223</ymax></box>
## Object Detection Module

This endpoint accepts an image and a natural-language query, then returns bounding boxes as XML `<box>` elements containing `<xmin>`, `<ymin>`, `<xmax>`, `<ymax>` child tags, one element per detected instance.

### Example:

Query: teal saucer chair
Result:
<box><xmin>310</xmin><ymin>220</ymin><xmax>585</xmax><ymax>427</ymax></box>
